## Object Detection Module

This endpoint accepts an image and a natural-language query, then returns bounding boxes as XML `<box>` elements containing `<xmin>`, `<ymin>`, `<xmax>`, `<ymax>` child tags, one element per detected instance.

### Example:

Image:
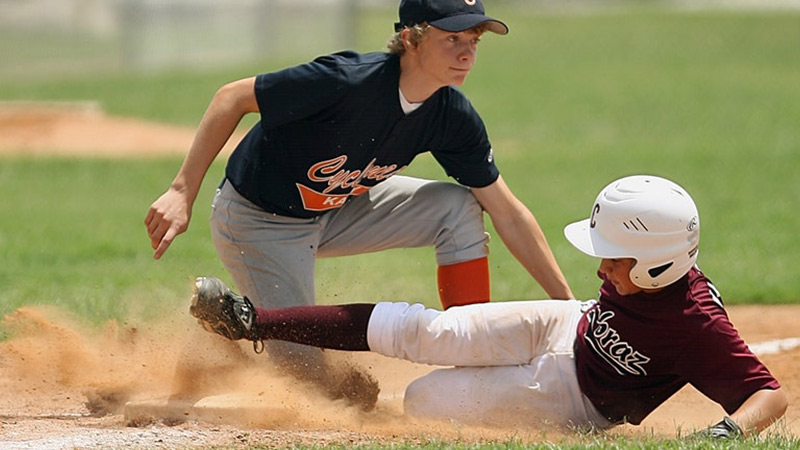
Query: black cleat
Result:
<box><xmin>190</xmin><ymin>276</ymin><xmax>257</xmax><ymax>341</ymax></box>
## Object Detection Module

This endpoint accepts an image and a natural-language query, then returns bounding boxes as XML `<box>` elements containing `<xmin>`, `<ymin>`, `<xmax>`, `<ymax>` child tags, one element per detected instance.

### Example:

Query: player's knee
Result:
<box><xmin>421</xmin><ymin>183</ymin><xmax>486</xmax><ymax>246</ymax></box>
<box><xmin>440</xmin><ymin>182</ymin><xmax>481</xmax><ymax>215</ymax></box>
<box><xmin>403</xmin><ymin>376</ymin><xmax>440</xmax><ymax>419</ymax></box>
<box><xmin>404</xmin><ymin>369</ymin><xmax>472</xmax><ymax>421</ymax></box>
<box><xmin>451</xmin><ymin>187</ymin><xmax>483</xmax><ymax>228</ymax></box>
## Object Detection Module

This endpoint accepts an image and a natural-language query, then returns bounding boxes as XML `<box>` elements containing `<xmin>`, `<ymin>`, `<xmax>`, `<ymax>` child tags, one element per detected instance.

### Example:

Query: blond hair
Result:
<box><xmin>387</xmin><ymin>23</ymin><xmax>432</xmax><ymax>55</ymax></box>
<box><xmin>387</xmin><ymin>23</ymin><xmax>492</xmax><ymax>55</ymax></box>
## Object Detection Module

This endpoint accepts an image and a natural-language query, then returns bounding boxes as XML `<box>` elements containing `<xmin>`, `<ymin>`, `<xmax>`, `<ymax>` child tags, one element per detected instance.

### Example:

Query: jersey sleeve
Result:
<box><xmin>254</xmin><ymin>53</ymin><xmax>347</xmax><ymax>129</ymax></box>
<box><xmin>678</xmin><ymin>302</ymin><xmax>780</xmax><ymax>414</ymax></box>
<box><xmin>429</xmin><ymin>90</ymin><xmax>500</xmax><ymax>188</ymax></box>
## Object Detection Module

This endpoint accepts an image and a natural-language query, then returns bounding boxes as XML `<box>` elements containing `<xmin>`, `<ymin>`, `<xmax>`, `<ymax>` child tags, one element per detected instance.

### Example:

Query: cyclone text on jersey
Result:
<box><xmin>298</xmin><ymin>155</ymin><xmax>407</xmax><ymax>211</ymax></box>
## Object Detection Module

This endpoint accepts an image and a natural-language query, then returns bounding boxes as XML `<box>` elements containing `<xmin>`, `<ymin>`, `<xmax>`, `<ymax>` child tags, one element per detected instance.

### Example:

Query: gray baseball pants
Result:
<box><xmin>368</xmin><ymin>299</ymin><xmax>612</xmax><ymax>430</ymax></box>
<box><xmin>209</xmin><ymin>175</ymin><xmax>489</xmax><ymax>365</ymax></box>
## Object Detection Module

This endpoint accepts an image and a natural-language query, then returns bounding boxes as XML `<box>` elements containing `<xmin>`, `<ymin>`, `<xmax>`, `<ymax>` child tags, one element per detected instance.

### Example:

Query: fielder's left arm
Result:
<box><xmin>471</xmin><ymin>176</ymin><xmax>574</xmax><ymax>300</ymax></box>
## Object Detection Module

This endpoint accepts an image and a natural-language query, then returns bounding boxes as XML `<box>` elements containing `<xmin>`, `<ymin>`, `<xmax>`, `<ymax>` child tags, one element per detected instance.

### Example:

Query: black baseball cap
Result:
<box><xmin>394</xmin><ymin>0</ymin><xmax>509</xmax><ymax>35</ymax></box>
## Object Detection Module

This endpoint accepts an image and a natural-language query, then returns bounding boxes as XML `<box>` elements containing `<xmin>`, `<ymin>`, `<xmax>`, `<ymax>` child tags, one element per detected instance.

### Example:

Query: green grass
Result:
<box><xmin>0</xmin><ymin>157</ymin><xmax>227</xmax><ymax>328</ymax></box>
<box><xmin>460</xmin><ymin>8</ymin><xmax>800</xmax><ymax>303</ymax></box>
<box><xmin>186</xmin><ymin>434</ymin><xmax>800</xmax><ymax>450</ymax></box>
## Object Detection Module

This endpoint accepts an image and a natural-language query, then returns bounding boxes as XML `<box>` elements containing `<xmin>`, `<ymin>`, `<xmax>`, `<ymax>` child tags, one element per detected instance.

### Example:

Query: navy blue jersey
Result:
<box><xmin>574</xmin><ymin>266</ymin><xmax>780</xmax><ymax>425</ymax></box>
<box><xmin>225</xmin><ymin>51</ymin><xmax>499</xmax><ymax>218</ymax></box>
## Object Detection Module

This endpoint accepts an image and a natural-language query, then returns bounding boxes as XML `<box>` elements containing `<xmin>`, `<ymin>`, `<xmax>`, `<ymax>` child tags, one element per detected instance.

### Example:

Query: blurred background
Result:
<box><xmin>2</xmin><ymin>0</ymin><xmax>795</xmax><ymax>77</ymax></box>
<box><xmin>1</xmin><ymin>0</ymin><xmax>363</xmax><ymax>77</ymax></box>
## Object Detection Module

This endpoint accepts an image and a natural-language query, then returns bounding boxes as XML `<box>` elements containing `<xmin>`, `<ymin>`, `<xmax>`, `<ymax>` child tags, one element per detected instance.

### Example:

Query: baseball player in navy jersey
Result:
<box><xmin>189</xmin><ymin>175</ymin><xmax>787</xmax><ymax>436</ymax></box>
<box><xmin>145</xmin><ymin>0</ymin><xmax>573</xmax><ymax>406</ymax></box>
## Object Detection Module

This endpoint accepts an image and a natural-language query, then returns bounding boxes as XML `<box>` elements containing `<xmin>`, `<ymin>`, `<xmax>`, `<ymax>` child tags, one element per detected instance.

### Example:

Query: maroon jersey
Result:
<box><xmin>574</xmin><ymin>266</ymin><xmax>780</xmax><ymax>425</ymax></box>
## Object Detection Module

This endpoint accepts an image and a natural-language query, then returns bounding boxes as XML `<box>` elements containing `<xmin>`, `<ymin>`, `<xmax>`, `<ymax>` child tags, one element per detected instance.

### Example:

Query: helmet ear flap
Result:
<box><xmin>648</xmin><ymin>262</ymin><xmax>673</xmax><ymax>279</ymax></box>
<box><xmin>630</xmin><ymin>261</ymin><xmax>673</xmax><ymax>289</ymax></box>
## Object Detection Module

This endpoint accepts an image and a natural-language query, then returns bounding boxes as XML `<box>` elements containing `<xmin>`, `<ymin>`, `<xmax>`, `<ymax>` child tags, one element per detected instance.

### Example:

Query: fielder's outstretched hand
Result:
<box><xmin>145</xmin><ymin>188</ymin><xmax>192</xmax><ymax>259</ymax></box>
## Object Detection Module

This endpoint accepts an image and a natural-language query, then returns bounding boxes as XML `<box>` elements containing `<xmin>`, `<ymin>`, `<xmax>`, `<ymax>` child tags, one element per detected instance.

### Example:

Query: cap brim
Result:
<box><xmin>564</xmin><ymin>219</ymin><xmax>598</xmax><ymax>257</ymax></box>
<box><xmin>430</xmin><ymin>15</ymin><xmax>509</xmax><ymax>35</ymax></box>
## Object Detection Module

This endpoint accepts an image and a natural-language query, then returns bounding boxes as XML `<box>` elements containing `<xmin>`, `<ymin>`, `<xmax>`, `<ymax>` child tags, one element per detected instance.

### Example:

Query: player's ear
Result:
<box><xmin>401</xmin><ymin>28</ymin><xmax>415</xmax><ymax>51</ymax></box>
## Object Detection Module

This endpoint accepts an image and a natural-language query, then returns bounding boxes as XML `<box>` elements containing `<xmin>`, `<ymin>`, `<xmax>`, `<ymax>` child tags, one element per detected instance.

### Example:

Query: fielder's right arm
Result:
<box><xmin>145</xmin><ymin>77</ymin><xmax>258</xmax><ymax>259</ymax></box>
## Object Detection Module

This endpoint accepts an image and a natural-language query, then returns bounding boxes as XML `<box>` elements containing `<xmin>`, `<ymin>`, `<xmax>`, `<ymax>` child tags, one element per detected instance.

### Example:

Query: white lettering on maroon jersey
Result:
<box><xmin>584</xmin><ymin>308</ymin><xmax>651</xmax><ymax>376</ymax></box>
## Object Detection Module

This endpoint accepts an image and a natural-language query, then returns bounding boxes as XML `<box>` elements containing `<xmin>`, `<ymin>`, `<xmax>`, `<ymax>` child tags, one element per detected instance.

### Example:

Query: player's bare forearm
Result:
<box><xmin>145</xmin><ymin>77</ymin><xmax>259</xmax><ymax>259</ymax></box>
<box><xmin>472</xmin><ymin>177</ymin><xmax>574</xmax><ymax>300</ymax></box>
<box><xmin>493</xmin><ymin>207</ymin><xmax>573</xmax><ymax>299</ymax></box>
<box><xmin>174</xmin><ymin>77</ymin><xmax>259</xmax><ymax>198</ymax></box>
<box><xmin>729</xmin><ymin>387</ymin><xmax>788</xmax><ymax>436</ymax></box>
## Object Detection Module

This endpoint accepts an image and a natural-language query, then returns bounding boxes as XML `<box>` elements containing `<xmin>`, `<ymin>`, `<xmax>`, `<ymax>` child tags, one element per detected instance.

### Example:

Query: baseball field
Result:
<box><xmin>1</xmin><ymin>4</ymin><xmax>799</xmax><ymax>449</ymax></box>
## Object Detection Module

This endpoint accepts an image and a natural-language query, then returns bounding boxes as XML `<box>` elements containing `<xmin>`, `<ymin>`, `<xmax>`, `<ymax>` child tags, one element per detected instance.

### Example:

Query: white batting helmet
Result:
<box><xmin>564</xmin><ymin>175</ymin><xmax>700</xmax><ymax>289</ymax></box>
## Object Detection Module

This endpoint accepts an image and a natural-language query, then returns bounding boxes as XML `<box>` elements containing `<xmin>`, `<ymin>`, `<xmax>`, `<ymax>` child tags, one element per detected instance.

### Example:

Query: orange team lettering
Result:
<box><xmin>307</xmin><ymin>155</ymin><xmax>406</xmax><ymax>195</ymax></box>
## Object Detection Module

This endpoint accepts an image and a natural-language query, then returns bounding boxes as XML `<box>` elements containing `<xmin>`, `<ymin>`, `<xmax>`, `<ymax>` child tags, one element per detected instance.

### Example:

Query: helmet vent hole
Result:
<box><xmin>648</xmin><ymin>262</ymin><xmax>673</xmax><ymax>278</ymax></box>
<box><xmin>623</xmin><ymin>218</ymin><xmax>649</xmax><ymax>232</ymax></box>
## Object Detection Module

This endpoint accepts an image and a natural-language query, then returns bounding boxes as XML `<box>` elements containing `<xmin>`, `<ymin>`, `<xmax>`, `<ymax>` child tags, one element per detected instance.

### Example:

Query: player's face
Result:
<box><xmin>416</xmin><ymin>27</ymin><xmax>482</xmax><ymax>87</ymax></box>
<box><xmin>598</xmin><ymin>258</ymin><xmax>642</xmax><ymax>296</ymax></box>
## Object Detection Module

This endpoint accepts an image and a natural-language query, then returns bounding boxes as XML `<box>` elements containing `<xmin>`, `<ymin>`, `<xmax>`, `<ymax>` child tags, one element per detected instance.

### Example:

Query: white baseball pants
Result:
<box><xmin>367</xmin><ymin>299</ymin><xmax>612</xmax><ymax>430</ymax></box>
